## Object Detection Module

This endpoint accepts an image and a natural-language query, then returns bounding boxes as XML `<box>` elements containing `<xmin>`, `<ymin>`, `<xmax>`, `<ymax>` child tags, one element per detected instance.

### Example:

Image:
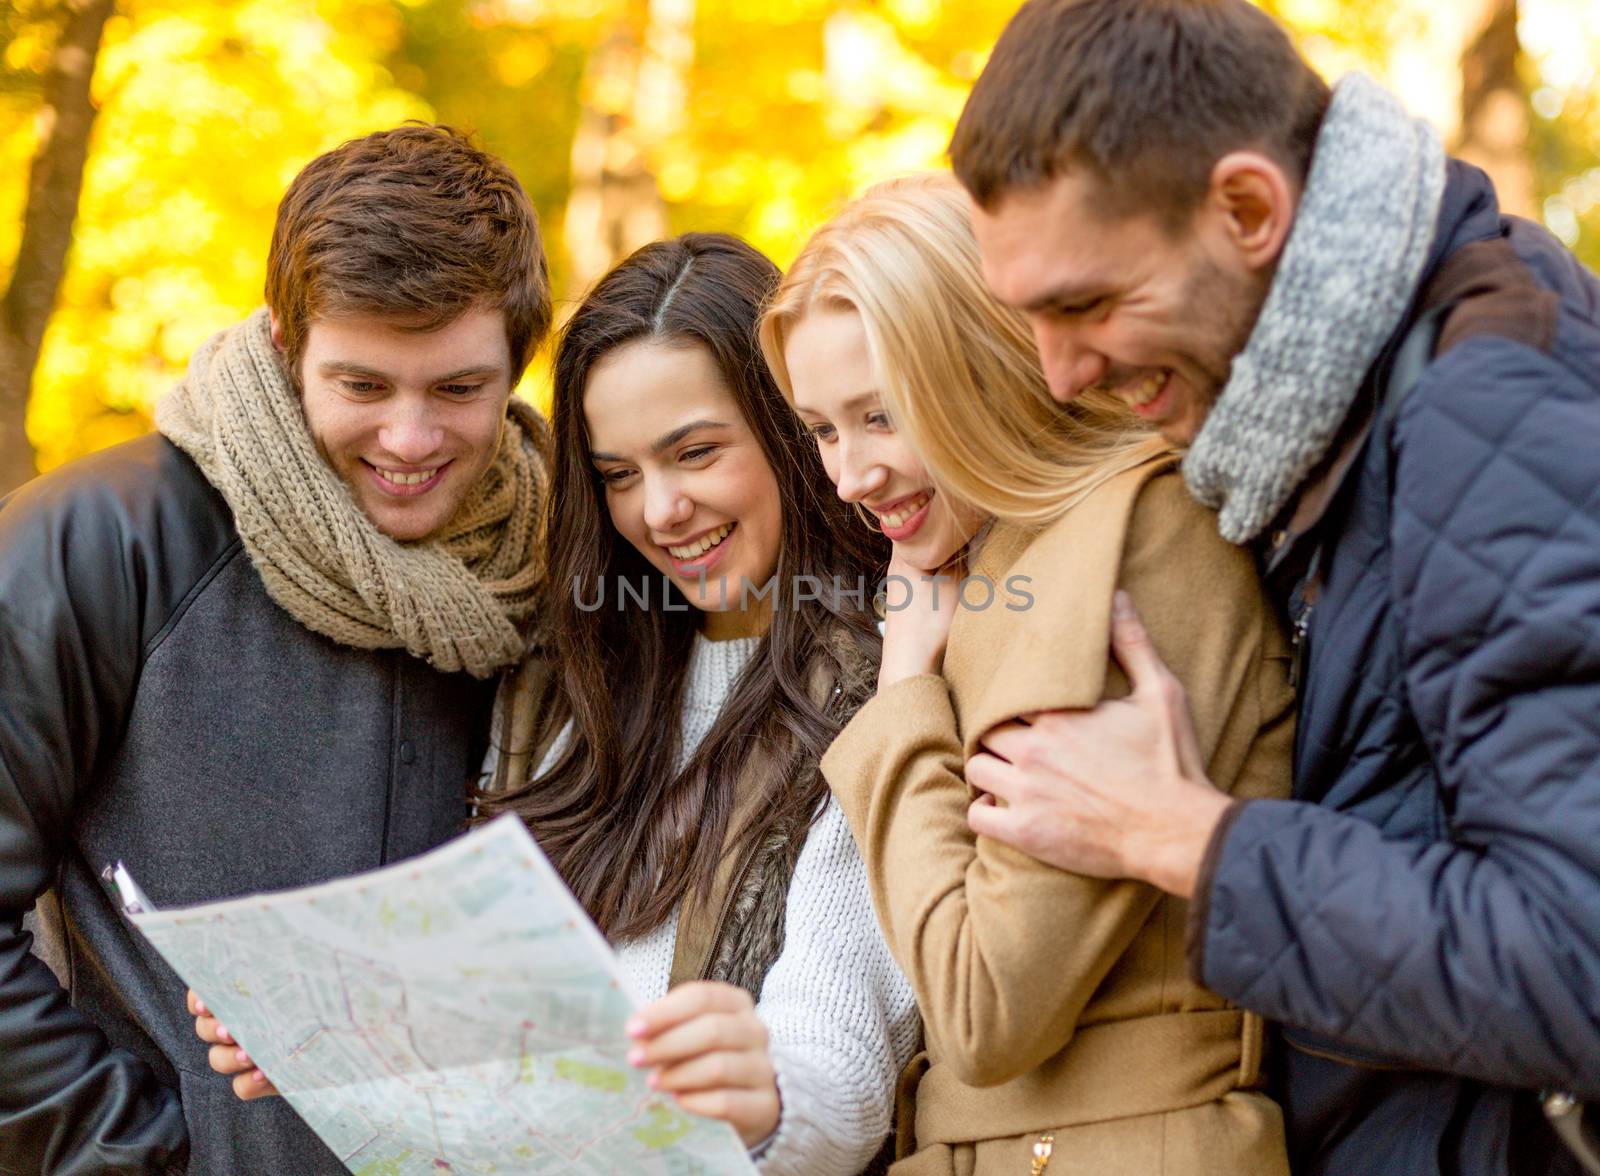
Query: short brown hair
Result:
<box><xmin>950</xmin><ymin>0</ymin><xmax>1330</xmax><ymax>222</ymax></box>
<box><xmin>266</xmin><ymin>124</ymin><xmax>551</xmax><ymax>375</ymax></box>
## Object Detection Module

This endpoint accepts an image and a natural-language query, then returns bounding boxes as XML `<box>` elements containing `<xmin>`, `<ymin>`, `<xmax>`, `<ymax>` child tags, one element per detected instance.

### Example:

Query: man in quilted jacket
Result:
<box><xmin>949</xmin><ymin>2</ymin><xmax>1600</xmax><ymax>1173</ymax></box>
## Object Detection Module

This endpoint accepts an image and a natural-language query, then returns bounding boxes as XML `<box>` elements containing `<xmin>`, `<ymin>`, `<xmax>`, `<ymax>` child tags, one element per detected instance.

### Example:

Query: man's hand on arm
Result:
<box><xmin>964</xmin><ymin>590</ymin><xmax>1232</xmax><ymax>898</ymax></box>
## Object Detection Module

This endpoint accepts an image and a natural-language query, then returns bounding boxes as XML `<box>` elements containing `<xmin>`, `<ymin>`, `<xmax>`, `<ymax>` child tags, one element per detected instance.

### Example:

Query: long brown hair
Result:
<box><xmin>483</xmin><ymin>232</ymin><xmax>886</xmax><ymax>939</ymax></box>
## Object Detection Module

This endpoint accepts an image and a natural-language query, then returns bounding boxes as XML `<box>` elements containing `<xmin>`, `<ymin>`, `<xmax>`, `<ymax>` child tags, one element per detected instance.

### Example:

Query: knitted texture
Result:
<box><xmin>1182</xmin><ymin>73</ymin><xmax>1446</xmax><ymax>543</ymax></box>
<box><xmin>157</xmin><ymin>309</ymin><xmax>549</xmax><ymax>678</ymax></box>
<box><xmin>587</xmin><ymin>635</ymin><xmax>919</xmax><ymax>1175</ymax></box>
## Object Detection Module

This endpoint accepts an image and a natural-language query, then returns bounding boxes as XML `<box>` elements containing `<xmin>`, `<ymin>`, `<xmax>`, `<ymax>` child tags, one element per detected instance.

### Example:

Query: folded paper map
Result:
<box><xmin>113</xmin><ymin>814</ymin><xmax>757</xmax><ymax>1175</ymax></box>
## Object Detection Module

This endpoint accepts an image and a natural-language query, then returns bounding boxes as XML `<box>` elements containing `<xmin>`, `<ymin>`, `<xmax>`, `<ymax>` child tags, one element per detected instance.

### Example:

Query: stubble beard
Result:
<box><xmin>1181</xmin><ymin>256</ymin><xmax>1273</xmax><ymax>431</ymax></box>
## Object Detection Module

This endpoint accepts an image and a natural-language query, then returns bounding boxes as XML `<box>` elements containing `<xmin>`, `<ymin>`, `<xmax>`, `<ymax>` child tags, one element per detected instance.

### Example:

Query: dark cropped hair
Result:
<box><xmin>266</xmin><ymin>123</ymin><xmax>551</xmax><ymax>376</ymax></box>
<box><xmin>484</xmin><ymin>232</ymin><xmax>886</xmax><ymax>939</ymax></box>
<box><xmin>951</xmin><ymin>0</ymin><xmax>1331</xmax><ymax>224</ymax></box>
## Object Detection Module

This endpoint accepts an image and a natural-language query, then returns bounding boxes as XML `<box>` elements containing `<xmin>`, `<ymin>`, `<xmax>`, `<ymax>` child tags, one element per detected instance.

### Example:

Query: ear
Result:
<box><xmin>268</xmin><ymin>312</ymin><xmax>286</xmax><ymax>353</ymax></box>
<box><xmin>1205</xmin><ymin>152</ymin><xmax>1296</xmax><ymax>272</ymax></box>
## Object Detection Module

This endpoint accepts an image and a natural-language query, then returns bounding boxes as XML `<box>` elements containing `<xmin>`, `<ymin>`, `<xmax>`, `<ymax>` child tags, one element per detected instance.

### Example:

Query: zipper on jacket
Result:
<box><xmin>1030</xmin><ymin>1134</ymin><xmax>1054</xmax><ymax>1174</ymax></box>
<box><xmin>1289</xmin><ymin>605</ymin><xmax>1313</xmax><ymax>689</ymax></box>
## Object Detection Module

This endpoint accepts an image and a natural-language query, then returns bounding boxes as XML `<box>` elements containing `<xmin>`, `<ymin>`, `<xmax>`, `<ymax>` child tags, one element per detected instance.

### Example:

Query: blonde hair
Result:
<box><xmin>760</xmin><ymin>172</ymin><xmax>1170</xmax><ymax>528</ymax></box>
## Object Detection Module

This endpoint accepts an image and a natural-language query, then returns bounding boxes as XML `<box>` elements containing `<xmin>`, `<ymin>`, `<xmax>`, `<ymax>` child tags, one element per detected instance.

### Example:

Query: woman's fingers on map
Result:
<box><xmin>672</xmin><ymin>1086</ymin><xmax>782</xmax><ymax>1149</ymax></box>
<box><xmin>623</xmin><ymin>980</ymin><xmax>780</xmax><ymax>1146</ymax></box>
<box><xmin>625</xmin><ymin>981</ymin><xmax>756</xmax><ymax>1045</ymax></box>
<box><xmin>230</xmin><ymin>1067</ymin><xmax>280</xmax><ymax>1102</ymax></box>
<box><xmin>650</xmin><ymin>1042</ymin><xmax>774</xmax><ymax>1093</ymax></box>
<box><xmin>631</xmin><ymin>1009</ymin><xmax>765</xmax><ymax>1069</ymax></box>
<box><xmin>185</xmin><ymin>988</ymin><xmax>207</xmax><ymax>1017</ymax></box>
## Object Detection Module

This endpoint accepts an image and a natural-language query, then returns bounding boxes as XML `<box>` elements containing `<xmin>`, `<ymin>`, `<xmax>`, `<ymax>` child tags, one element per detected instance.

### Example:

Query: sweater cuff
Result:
<box><xmin>751</xmin><ymin>1048</ymin><xmax>817</xmax><ymax>1174</ymax></box>
<box><xmin>1184</xmin><ymin>798</ymin><xmax>1251</xmax><ymax>986</ymax></box>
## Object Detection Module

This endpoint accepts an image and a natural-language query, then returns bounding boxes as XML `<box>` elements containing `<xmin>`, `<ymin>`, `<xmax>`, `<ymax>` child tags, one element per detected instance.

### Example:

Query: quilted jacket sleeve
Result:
<box><xmin>0</xmin><ymin>450</ymin><xmax>195</xmax><ymax>1173</ymax></box>
<box><xmin>1195</xmin><ymin>333</ymin><xmax>1600</xmax><ymax>1096</ymax></box>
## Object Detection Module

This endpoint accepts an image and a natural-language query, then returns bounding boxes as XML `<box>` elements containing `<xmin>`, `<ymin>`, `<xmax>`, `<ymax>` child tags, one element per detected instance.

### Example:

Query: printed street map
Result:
<box><xmin>115</xmin><ymin>815</ymin><xmax>756</xmax><ymax>1175</ymax></box>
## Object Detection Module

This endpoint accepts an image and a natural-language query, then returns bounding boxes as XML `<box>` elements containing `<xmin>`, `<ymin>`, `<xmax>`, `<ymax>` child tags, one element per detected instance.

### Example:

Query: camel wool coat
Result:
<box><xmin>821</xmin><ymin>460</ymin><xmax>1294</xmax><ymax>1176</ymax></box>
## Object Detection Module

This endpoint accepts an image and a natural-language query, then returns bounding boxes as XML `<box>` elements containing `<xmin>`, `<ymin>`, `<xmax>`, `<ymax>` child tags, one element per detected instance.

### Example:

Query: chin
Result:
<box><xmin>363</xmin><ymin>497</ymin><xmax>455</xmax><ymax>542</ymax></box>
<box><xmin>1164</xmin><ymin>408</ymin><xmax>1209</xmax><ymax>448</ymax></box>
<box><xmin>375</xmin><ymin>516</ymin><xmax>441</xmax><ymax>542</ymax></box>
<box><xmin>897</xmin><ymin>544</ymin><xmax>953</xmax><ymax>576</ymax></box>
<box><xmin>668</xmin><ymin>573</ymin><xmax>731</xmax><ymax>612</ymax></box>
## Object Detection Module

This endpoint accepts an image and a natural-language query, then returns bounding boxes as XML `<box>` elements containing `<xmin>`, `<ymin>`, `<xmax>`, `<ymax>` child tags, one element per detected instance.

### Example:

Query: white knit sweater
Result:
<box><xmin>529</xmin><ymin>634</ymin><xmax>920</xmax><ymax>1174</ymax></box>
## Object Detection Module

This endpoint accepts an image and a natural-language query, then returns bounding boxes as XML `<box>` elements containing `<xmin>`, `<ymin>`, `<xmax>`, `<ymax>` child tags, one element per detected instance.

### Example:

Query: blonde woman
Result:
<box><xmin>760</xmin><ymin>173</ymin><xmax>1293</xmax><ymax>1175</ymax></box>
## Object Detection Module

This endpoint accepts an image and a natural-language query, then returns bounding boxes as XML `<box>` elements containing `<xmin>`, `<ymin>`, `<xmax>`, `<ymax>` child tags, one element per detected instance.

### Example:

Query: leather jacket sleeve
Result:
<box><xmin>0</xmin><ymin>439</ymin><xmax>228</xmax><ymax>1173</ymax></box>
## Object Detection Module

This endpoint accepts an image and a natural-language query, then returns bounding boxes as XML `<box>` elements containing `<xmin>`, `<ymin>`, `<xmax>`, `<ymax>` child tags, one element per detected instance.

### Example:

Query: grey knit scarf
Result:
<box><xmin>1182</xmin><ymin>73</ymin><xmax>1446</xmax><ymax>544</ymax></box>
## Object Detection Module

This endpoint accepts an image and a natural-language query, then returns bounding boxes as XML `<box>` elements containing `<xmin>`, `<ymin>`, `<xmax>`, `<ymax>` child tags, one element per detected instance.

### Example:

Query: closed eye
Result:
<box><xmin>1055</xmin><ymin>296</ymin><xmax>1105</xmax><ymax>318</ymax></box>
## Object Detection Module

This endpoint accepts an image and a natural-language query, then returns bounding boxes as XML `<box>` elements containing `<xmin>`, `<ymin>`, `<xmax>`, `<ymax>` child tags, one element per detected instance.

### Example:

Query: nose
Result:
<box><xmin>642</xmin><ymin>471</ymin><xmax>694</xmax><ymax>533</ymax></box>
<box><xmin>377</xmin><ymin>397</ymin><xmax>446</xmax><ymax>464</ymax></box>
<box><xmin>833</xmin><ymin>435</ymin><xmax>888</xmax><ymax>504</ymax></box>
<box><xmin>1032</xmin><ymin>319</ymin><xmax>1109</xmax><ymax>405</ymax></box>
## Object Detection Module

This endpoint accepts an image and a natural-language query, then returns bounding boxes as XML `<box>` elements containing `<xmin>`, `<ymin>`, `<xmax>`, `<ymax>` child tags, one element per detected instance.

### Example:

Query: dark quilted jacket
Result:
<box><xmin>1190</xmin><ymin>163</ymin><xmax>1600</xmax><ymax>1175</ymax></box>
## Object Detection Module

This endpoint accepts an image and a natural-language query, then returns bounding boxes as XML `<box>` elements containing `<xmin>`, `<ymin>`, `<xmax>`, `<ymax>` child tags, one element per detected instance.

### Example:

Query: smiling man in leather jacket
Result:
<box><xmin>0</xmin><ymin>124</ymin><xmax>550</xmax><ymax>1174</ymax></box>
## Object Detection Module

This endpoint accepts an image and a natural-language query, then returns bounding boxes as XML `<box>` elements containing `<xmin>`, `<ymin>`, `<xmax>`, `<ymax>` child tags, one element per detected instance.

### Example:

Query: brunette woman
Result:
<box><xmin>484</xmin><ymin>232</ymin><xmax>917</xmax><ymax>1172</ymax></box>
<box><xmin>199</xmin><ymin>233</ymin><xmax>919</xmax><ymax>1173</ymax></box>
<box><xmin>760</xmin><ymin>175</ymin><xmax>1292</xmax><ymax>1175</ymax></box>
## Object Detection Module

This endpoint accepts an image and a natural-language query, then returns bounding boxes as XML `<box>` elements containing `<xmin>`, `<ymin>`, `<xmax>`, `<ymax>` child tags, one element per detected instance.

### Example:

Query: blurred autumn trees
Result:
<box><xmin>1</xmin><ymin>0</ymin><xmax>111</xmax><ymax>493</ymax></box>
<box><xmin>2</xmin><ymin>0</ymin><xmax>1598</xmax><ymax>494</ymax></box>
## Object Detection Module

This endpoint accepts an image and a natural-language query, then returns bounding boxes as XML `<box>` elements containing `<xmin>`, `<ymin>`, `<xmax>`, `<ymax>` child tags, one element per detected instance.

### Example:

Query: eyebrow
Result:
<box><xmin>316</xmin><ymin>361</ymin><xmax>505</xmax><ymax>383</ymax></box>
<box><xmin>1016</xmin><ymin>283</ymin><xmax>1107</xmax><ymax>315</ymax></box>
<box><xmin>590</xmin><ymin>418</ymin><xmax>732</xmax><ymax>463</ymax></box>
<box><xmin>795</xmin><ymin>390</ymin><xmax>880</xmax><ymax>417</ymax></box>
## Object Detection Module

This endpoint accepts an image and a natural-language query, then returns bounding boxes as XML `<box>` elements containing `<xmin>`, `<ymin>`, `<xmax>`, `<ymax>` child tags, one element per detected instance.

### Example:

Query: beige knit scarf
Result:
<box><xmin>157</xmin><ymin>308</ymin><xmax>548</xmax><ymax>679</ymax></box>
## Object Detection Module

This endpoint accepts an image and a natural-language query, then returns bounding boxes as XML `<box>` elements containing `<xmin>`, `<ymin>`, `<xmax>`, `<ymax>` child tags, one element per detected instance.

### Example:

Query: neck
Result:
<box><xmin>702</xmin><ymin>595</ymin><xmax>772</xmax><ymax>641</ymax></box>
<box><xmin>1180</xmin><ymin>72</ymin><xmax>1445</xmax><ymax>544</ymax></box>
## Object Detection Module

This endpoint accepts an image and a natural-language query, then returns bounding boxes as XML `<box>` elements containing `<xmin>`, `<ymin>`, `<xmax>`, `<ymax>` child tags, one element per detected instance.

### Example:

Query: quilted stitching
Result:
<box><xmin>1199</xmin><ymin>169</ymin><xmax>1600</xmax><ymax>1170</ymax></box>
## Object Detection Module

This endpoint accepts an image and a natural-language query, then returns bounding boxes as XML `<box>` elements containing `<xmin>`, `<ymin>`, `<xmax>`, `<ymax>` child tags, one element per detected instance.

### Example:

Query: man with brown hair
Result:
<box><xmin>950</xmin><ymin>1</ymin><xmax>1600</xmax><ymax>1174</ymax></box>
<box><xmin>0</xmin><ymin>124</ymin><xmax>550</xmax><ymax>1173</ymax></box>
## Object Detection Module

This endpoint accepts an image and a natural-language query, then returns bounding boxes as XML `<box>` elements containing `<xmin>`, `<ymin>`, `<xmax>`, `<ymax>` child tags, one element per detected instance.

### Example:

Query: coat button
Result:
<box><xmin>399</xmin><ymin>740</ymin><xmax>416</xmax><ymax>765</ymax></box>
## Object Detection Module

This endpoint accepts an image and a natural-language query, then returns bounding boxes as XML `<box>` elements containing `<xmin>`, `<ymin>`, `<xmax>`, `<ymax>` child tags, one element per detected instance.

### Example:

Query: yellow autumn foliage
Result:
<box><xmin>1</xmin><ymin>0</ymin><xmax>1596</xmax><ymax>474</ymax></box>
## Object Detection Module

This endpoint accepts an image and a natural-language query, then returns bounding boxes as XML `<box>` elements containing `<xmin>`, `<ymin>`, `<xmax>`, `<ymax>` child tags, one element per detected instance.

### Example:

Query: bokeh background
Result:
<box><xmin>1</xmin><ymin>0</ymin><xmax>1597</xmax><ymax>496</ymax></box>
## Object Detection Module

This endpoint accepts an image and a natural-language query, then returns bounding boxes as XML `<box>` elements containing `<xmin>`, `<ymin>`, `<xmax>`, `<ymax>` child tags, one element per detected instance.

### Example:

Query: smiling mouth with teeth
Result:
<box><xmin>667</xmin><ymin>523</ymin><xmax>734</xmax><ymax>561</ymax></box>
<box><xmin>876</xmin><ymin>493</ymin><xmax>930</xmax><ymax>529</ymax></box>
<box><xmin>374</xmin><ymin>466</ymin><xmax>444</xmax><ymax>488</ymax></box>
<box><xmin>1124</xmin><ymin>371</ymin><xmax>1171</xmax><ymax>408</ymax></box>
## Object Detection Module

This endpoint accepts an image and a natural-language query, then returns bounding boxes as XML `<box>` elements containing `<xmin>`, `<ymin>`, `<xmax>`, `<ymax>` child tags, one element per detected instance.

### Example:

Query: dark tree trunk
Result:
<box><xmin>1457</xmin><ymin>0</ymin><xmax>1535</xmax><ymax>218</ymax></box>
<box><xmin>562</xmin><ymin>0</ymin><xmax>692</xmax><ymax>293</ymax></box>
<box><xmin>0</xmin><ymin>0</ymin><xmax>115</xmax><ymax>497</ymax></box>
